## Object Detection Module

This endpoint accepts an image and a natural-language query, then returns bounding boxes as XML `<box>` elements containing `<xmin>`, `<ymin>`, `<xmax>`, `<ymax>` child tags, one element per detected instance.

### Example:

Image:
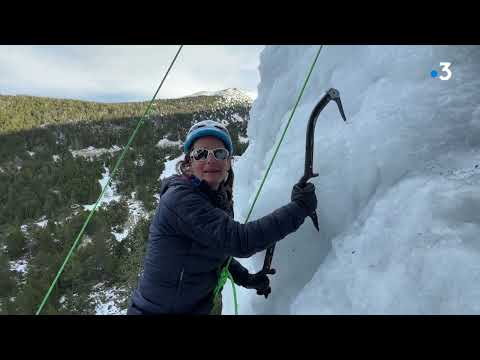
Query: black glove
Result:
<box><xmin>291</xmin><ymin>181</ymin><xmax>317</xmax><ymax>214</ymax></box>
<box><xmin>228</xmin><ymin>259</ymin><xmax>275</xmax><ymax>297</ymax></box>
<box><xmin>242</xmin><ymin>269</ymin><xmax>276</xmax><ymax>297</ymax></box>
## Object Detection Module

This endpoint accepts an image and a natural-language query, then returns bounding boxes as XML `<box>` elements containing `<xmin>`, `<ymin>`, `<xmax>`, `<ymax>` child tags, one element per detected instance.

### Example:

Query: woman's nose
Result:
<box><xmin>206</xmin><ymin>152</ymin><xmax>215</xmax><ymax>163</ymax></box>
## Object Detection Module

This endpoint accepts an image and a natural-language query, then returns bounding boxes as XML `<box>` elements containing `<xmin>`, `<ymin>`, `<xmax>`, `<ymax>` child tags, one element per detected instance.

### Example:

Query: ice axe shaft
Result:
<box><xmin>299</xmin><ymin>88</ymin><xmax>347</xmax><ymax>231</ymax></box>
<box><xmin>261</xmin><ymin>88</ymin><xmax>347</xmax><ymax>294</ymax></box>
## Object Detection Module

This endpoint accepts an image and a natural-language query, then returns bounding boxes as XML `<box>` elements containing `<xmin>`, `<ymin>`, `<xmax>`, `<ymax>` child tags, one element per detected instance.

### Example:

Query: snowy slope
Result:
<box><xmin>82</xmin><ymin>166</ymin><xmax>121</xmax><ymax>211</ymax></box>
<box><xmin>185</xmin><ymin>88</ymin><xmax>252</xmax><ymax>104</ymax></box>
<box><xmin>223</xmin><ymin>45</ymin><xmax>480</xmax><ymax>315</ymax></box>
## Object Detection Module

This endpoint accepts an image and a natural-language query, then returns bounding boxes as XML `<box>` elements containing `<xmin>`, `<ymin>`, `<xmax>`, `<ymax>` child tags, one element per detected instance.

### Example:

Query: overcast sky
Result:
<box><xmin>0</xmin><ymin>45</ymin><xmax>264</xmax><ymax>103</ymax></box>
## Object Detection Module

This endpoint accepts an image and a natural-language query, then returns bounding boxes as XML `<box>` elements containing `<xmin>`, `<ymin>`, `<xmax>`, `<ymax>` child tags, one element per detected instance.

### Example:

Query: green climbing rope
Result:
<box><xmin>35</xmin><ymin>45</ymin><xmax>184</xmax><ymax>315</ymax></box>
<box><xmin>214</xmin><ymin>45</ymin><xmax>325</xmax><ymax>315</ymax></box>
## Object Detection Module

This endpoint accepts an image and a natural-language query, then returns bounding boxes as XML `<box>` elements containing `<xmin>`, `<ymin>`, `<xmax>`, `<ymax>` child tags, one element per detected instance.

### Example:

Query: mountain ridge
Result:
<box><xmin>0</xmin><ymin>88</ymin><xmax>252</xmax><ymax>135</ymax></box>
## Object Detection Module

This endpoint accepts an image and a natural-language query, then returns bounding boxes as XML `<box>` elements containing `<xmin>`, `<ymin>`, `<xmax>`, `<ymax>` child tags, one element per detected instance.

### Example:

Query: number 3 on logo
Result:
<box><xmin>439</xmin><ymin>62</ymin><xmax>452</xmax><ymax>81</ymax></box>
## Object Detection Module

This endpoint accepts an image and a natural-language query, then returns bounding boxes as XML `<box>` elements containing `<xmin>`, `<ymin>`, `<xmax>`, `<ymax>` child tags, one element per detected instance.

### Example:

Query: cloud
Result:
<box><xmin>0</xmin><ymin>45</ymin><xmax>264</xmax><ymax>102</ymax></box>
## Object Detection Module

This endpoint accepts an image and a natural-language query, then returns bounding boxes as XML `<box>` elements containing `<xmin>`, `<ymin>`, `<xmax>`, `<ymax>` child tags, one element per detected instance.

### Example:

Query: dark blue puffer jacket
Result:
<box><xmin>128</xmin><ymin>174</ymin><xmax>308</xmax><ymax>315</ymax></box>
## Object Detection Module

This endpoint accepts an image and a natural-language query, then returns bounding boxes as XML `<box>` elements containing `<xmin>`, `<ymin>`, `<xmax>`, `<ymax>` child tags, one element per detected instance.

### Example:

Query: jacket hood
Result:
<box><xmin>159</xmin><ymin>175</ymin><xmax>190</xmax><ymax>196</ymax></box>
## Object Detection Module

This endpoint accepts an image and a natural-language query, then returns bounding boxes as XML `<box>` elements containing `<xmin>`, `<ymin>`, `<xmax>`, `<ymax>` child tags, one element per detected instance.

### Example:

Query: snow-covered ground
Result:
<box><xmin>82</xmin><ymin>166</ymin><xmax>121</xmax><ymax>211</ymax></box>
<box><xmin>232</xmin><ymin>114</ymin><xmax>245</xmax><ymax>123</ymax></box>
<box><xmin>159</xmin><ymin>154</ymin><xmax>184</xmax><ymax>180</ymax></box>
<box><xmin>70</xmin><ymin>145</ymin><xmax>122</xmax><ymax>160</ymax></box>
<box><xmin>112</xmin><ymin>227</ymin><xmax>129</xmax><ymax>242</ymax></box>
<box><xmin>112</xmin><ymin>195</ymin><xmax>149</xmax><ymax>243</ymax></box>
<box><xmin>34</xmin><ymin>216</ymin><xmax>48</xmax><ymax>229</ymax></box>
<box><xmin>9</xmin><ymin>259</ymin><xmax>28</xmax><ymax>274</ymax></box>
<box><xmin>79</xmin><ymin>163</ymin><xmax>150</xmax><ymax>242</ymax></box>
<box><xmin>78</xmin><ymin>235</ymin><xmax>93</xmax><ymax>249</ymax></box>
<box><xmin>134</xmin><ymin>158</ymin><xmax>145</xmax><ymax>167</ymax></box>
<box><xmin>74</xmin><ymin>164</ymin><xmax>150</xmax><ymax>314</ymax></box>
<box><xmin>20</xmin><ymin>224</ymin><xmax>28</xmax><ymax>236</ymax></box>
<box><xmin>221</xmin><ymin>45</ymin><xmax>480</xmax><ymax>315</ymax></box>
<box><xmin>90</xmin><ymin>283</ymin><xmax>128</xmax><ymax>315</ymax></box>
<box><xmin>156</xmin><ymin>138</ymin><xmax>182</xmax><ymax>149</ymax></box>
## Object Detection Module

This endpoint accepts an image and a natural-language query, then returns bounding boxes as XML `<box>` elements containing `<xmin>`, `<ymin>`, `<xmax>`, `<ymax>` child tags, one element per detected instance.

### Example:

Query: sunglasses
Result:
<box><xmin>190</xmin><ymin>148</ymin><xmax>230</xmax><ymax>161</ymax></box>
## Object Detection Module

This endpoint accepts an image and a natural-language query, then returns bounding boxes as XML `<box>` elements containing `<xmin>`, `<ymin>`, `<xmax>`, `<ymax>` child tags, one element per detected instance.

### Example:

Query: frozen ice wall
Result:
<box><xmin>223</xmin><ymin>45</ymin><xmax>480</xmax><ymax>314</ymax></box>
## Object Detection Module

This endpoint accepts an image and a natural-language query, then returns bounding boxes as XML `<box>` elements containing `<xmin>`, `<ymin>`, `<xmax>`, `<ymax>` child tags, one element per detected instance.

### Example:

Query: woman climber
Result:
<box><xmin>127</xmin><ymin>120</ymin><xmax>317</xmax><ymax>315</ymax></box>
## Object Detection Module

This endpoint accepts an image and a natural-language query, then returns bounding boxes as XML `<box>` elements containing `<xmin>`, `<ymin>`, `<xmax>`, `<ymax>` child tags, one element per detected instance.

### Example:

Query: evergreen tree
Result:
<box><xmin>6</xmin><ymin>227</ymin><xmax>27</xmax><ymax>260</ymax></box>
<box><xmin>117</xmin><ymin>218</ymin><xmax>150</xmax><ymax>294</ymax></box>
<box><xmin>0</xmin><ymin>253</ymin><xmax>15</xmax><ymax>312</ymax></box>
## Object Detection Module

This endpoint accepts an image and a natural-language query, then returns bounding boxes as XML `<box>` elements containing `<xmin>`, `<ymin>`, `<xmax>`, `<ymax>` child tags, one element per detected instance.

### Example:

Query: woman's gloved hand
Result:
<box><xmin>228</xmin><ymin>259</ymin><xmax>276</xmax><ymax>297</ymax></box>
<box><xmin>242</xmin><ymin>268</ymin><xmax>276</xmax><ymax>297</ymax></box>
<box><xmin>291</xmin><ymin>182</ymin><xmax>317</xmax><ymax>214</ymax></box>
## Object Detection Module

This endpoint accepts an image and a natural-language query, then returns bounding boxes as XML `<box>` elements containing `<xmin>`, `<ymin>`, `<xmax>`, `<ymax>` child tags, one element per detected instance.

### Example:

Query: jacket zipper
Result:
<box><xmin>172</xmin><ymin>267</ymin><xmax>185</xmax><ymax>313</ymax></box>
<box><xmin>177</xmin><ymin>268</ymin><xmax>185</xmax><ymax>296</ymax></box>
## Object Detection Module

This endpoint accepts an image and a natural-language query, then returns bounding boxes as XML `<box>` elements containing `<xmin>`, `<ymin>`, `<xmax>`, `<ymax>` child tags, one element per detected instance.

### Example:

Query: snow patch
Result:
<box><xmin>78</xmin><ymin>235</ymin><xmax>93</xmax><ymax>249</ymax></box>
<box><xmin>20</xmin><ymin>224</ymin><xmax>28</xmax><ymax>235</ymax></box>
<box><xmin>90</xmin><ymin>284</ymin><xmax>128</xmax><ymax>315</ymax></box>
<box><xmin>82</xmin><ymin>166</ymin><xmax>121</xmax><ymax>211</ymax></box>
<box><xmin>27</xmin><ymin>151</ymin><xmax>35</xmax><ymax>157</ymax></box>
<box><xmin>9</xmin><ymin>259</ymin><xmax>28</xmax><ymax>274</ymax></box>
<box><xmin>186</xmin><ymin>88</ymin><xmax>253</xmax><ymax>105</ymax></box>
<box><xmin>239</xmin><ymin>135</ymin><xmax>249</xmax><ymax>144</ymax></box>
<box><xmin>127</xmin><ymin>198</ymin><xmax>149</xmax><ymax>222</ymax></box>
<box><xmin>112</xmin><ymin>227</ymin><xmax>129</xmax><ymax>242</ymax></box>
<box><xmin>156</xmin><ymin>138</ymin><xmax>182</xmax><ymax>149</ymax></box>
<box><xmin>70</xmin><ymin>145</ymin><xmax>122</xmax><ymax>160</ymax></box>
<box><xmin>160</xmin><ymin>154</ymin><xmax>183</xmax><ymax>180</ymax></box>
<box><xmin>232</xmin><ymin>113</ymin><xmax>245</xmax><ymax>123</ymax></box>
<box><xmin>34</xmin><ymin>216</ymin><xmax>48</xmax><ymax>229</ymax></box>
<box><xmin>111</xmin><ymin>196</ymin><xmax>149</xmax><ymax>243</ymax></box>
<box><xmin>52</xmin><ymin>155</ymin><xmax>60</xmax><ymax>162</ymax></box>
<box><xmin>134</xmin><ymin>158</ymin><xmax>145</xmax><ymax>167</ymax></box>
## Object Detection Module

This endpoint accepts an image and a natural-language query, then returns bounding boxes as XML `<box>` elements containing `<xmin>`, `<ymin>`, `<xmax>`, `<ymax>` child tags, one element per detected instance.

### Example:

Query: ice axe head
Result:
<box><xmin>327</xmin><ymin>88</ymin><xmax>347</xmax><ymax>122</ymax></box>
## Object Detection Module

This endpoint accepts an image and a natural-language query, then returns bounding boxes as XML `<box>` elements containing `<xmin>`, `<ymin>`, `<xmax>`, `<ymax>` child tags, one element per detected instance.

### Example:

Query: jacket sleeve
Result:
<box><xmin>162</xmin><ymin>186</ymin><xmax>308</xmax><ymax>258</ymax></box>
<box><xmin>228</xmin><ymin>258</ymin><xmax>249</xmax><ymax>285</ymax></box>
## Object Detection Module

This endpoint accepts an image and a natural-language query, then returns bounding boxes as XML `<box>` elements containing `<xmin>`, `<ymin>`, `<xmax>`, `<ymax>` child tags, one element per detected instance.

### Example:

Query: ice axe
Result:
<box><xmin>260</xmin><ymin>88</ymin><xmax>347</xmax><ymax>297</ymax></box>
<box><xmin>298</xmin><ymin>88</ymin><xmax>347</xmax><ymax>230</ymax></box>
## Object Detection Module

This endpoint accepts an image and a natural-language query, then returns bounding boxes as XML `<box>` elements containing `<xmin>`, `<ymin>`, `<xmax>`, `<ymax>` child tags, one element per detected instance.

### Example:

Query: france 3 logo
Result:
<box><xmin>431</xmin><ymin>62</ymin><xmax>452</xmax><ymax>81</ymax></box>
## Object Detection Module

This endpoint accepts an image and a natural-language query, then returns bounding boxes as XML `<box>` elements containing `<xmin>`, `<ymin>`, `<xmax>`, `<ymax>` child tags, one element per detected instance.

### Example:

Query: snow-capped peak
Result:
<box><xmin>185</xmin><ymin>88</ymin><xmax>253</xmax><ymax>103</ymax></box>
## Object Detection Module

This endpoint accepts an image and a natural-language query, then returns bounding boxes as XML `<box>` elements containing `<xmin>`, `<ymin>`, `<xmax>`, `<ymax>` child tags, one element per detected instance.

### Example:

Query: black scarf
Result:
<box><xmin>192</xmin><ymin>176</ymin><xmax>233</xmax><ymax>217</ymax></box>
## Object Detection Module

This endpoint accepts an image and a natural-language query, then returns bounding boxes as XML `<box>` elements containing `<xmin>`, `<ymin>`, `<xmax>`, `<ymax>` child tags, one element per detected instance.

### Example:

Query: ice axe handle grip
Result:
<box><xmin>262</xmin><ymin>246</ymin><xmax>274</xmax><ymax>274</ymax></box>
<box><xmin>298</xmin><ymin>175</ymin><xmax>319</xmax><ymax>231</ymax></box>
<box><xmin>260</xmin><ymin>247</ymin><xmax>276</xmax><ymax>299</ymax></box>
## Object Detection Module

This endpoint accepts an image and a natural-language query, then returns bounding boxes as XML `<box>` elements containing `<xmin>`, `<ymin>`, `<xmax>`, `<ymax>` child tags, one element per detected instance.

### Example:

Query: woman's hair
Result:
<box><xmin>176</xmin><ymin>151</ymin><xmax>234</xmax><ymax>209</ymax></box>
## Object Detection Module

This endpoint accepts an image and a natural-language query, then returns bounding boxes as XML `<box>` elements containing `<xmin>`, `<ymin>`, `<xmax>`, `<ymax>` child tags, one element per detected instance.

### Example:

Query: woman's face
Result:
<box><xmin>190</xmin><ymin>136</ymin><xmax>231</xmax><ymax>190</ymax></box>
